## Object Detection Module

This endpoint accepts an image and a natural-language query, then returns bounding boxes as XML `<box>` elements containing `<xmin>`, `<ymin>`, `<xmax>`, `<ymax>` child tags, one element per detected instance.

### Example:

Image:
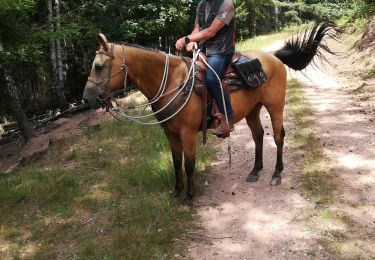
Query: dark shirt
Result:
<box><xmin>196</xmin><ymin>0</ymin><xmax>236</xmax><ymax>56</ymax></box>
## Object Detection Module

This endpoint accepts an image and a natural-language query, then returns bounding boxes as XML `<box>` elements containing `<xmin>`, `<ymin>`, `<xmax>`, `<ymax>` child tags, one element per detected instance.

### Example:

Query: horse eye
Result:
<box><xmin>95</xmin><ymin>64</ymin><xmax>104</xmax><ymax>71</ymax></box>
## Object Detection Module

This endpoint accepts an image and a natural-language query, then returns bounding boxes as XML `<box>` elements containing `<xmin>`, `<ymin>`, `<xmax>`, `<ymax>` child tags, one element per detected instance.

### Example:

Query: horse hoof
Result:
<box><xmin>172</xmin><ymin>192</ymin><xmax>181</xmax><ymax>198</ymax></box>
<box><xmin>246</xmin><ymin>174</ymin><xmax>259</xmax><ymax>182</ymax></box>
<box><xmin>182</xmin><ymin>198</ymin><xmax>193</xmax><ymax>207</ymax></box>
<box><xmin>270</xmin><ymin>177</ymin><xmax>282</xmax><ymax>186</ymax></box>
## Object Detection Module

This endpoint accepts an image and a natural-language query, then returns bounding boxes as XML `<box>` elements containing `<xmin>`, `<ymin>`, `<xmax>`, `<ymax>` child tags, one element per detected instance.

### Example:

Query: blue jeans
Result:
<box><xmin>206</xmin><ymin>54</ymin><xmax>234</xmax><ymax>119</ymax></box>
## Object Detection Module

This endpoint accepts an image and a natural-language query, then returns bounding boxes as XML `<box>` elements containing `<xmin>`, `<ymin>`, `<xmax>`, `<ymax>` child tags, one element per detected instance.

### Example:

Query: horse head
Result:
<box><xmin>83</xmin><ymin>33</ymin><xmax>126</xmax><ymax>108</ymax></box>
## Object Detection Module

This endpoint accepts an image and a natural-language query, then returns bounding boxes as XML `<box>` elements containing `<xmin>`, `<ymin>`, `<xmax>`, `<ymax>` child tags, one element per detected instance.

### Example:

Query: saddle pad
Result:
<box><xmin>233</xmin><ymin>58</ymin><xmax>267</xmax><ymax>89</ymax></box>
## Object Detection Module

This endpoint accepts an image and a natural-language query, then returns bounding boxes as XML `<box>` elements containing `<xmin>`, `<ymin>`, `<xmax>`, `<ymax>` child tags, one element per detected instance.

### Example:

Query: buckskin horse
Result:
<box><xmin>83</xmin><ymin>23</ymin><xmax>334</xmax><ymax>202</ymax></box>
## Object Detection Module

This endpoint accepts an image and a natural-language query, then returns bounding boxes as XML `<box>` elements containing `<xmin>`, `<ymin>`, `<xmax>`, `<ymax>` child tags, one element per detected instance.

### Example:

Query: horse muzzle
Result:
<box><xmin>83</xmin><ymin>83</ymin><xmax>102</xmax><ymax>108</ymax></box>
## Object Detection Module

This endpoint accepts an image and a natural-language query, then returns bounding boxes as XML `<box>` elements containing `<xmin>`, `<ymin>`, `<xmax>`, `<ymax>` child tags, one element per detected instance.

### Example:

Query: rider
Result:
<box><xmin>175</xmin><ymin>0</ymin><xmax>236</xmax><ymax>136</ymax></box>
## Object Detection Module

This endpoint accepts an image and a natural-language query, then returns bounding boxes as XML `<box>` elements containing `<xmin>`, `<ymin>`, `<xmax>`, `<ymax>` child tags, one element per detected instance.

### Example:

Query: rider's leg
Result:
<box><xmin>206</xmin><ymin>54</ymin><xmax>234</xmax><ymax>134</ymax></box>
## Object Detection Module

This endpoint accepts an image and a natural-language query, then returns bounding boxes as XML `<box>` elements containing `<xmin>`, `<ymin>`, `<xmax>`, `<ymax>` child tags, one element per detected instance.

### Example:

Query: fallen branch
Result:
<box><xmin>82</xmin><ymin>213</ymin><xmax>99</xmax><ymax>225</ymax></box>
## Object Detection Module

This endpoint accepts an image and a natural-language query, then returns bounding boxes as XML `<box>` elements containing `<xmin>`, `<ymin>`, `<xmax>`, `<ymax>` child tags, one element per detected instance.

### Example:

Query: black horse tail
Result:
<box><xmin>274</xmin><ymin>23</ymin><xmax>337</xmax><ymax>70</ymax></box>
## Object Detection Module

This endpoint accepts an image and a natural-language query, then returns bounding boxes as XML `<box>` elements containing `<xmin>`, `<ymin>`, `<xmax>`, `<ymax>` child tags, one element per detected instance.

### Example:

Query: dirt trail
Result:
<box><xmin>188</xmin><ymin>42</ymin><xmax>375</xmax><ymax>259</ymax></box>
<box><xmin>295</xmin><ymin>65</ymin><xmax>375</xmax><ymax>256</ymax></box>
<box><xmin>189</xmin><ymin>114</ymin><xmax>321</xmax><ymax>259</ymax></box>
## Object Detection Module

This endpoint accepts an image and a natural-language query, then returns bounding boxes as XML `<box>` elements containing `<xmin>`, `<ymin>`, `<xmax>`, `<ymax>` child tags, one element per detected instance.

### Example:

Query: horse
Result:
<box><xmin>83</xmin><ymin>23</ymin><xmax>334</xmax><ymax>202</ymax></box>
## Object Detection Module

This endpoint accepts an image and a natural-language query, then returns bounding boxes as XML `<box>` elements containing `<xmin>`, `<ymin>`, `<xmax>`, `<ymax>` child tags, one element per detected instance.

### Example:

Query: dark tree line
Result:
<box><xmin>0</xmin><ymin>0</ymin><xmax>373</xmax><ymax>139</ymax></box>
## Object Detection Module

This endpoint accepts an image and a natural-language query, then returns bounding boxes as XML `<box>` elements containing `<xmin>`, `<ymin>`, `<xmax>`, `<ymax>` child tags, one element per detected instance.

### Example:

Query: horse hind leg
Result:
<box><xmin>246</xmin><ymin>103</ymin><xmax>264</xmax><ymax>182</ymax></box>
<box><xmin>269</xmin><ymin>110</ymin><xmax>285</xmax><ymax>186</ymax></box>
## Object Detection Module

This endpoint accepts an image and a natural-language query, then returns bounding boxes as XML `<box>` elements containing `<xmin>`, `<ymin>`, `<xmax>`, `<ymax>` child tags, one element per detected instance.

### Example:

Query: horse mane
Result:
<box><xmin>113</xmin><ymin>42</ymin><xmax>185</xmax><ymax>67</ymax></box>
<box><xmin>114</xmin><ymin>42</ymin><xmax>164</xmax><ymax>54</ymax></box>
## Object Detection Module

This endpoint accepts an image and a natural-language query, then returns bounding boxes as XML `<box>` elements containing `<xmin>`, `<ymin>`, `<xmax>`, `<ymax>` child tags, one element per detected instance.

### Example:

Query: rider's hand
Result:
<box><xmin>186</xmin><ymin>42</ymin><xmax>198</xmax><ymax>52</ymax></box>
<box><xmin>175</xmin><ymin>37</ymin><xmax>186</xmax><ymax>51</ymax></box>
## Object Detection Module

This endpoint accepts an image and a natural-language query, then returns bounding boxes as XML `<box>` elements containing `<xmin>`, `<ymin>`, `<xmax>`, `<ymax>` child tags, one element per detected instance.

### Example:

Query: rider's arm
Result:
<box><xmin>190</xmin><ymin>23</ymin><xmax>200</xmax><ymax>35</ymax></box>
<box><xmin>176</xmin><ymin>0</ymin><xmax>234</xmax><ymax>51</ymax></box>
<box><xmin>187</xmin><ymin>19</ymin><xmax>225</xmax><ymax>42</ymax></box>
<box><xmin>175</xmin><ymin>19</ymin><xmax>225</xmax><ymax>50</ymax></box>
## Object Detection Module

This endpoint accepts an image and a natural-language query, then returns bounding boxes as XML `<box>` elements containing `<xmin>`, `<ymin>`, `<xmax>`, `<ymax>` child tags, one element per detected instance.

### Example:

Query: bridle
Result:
<box><xmin>87</xmin><ymin>43</ymin><xmax>128</xmax><ymax>109</ymax></box>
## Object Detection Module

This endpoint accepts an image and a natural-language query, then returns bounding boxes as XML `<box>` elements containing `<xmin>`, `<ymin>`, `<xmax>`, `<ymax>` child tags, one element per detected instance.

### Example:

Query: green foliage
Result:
<box><xmin>358</xmin><ymin>0</ymin><xmax>375</xmax><ymax>16</ymax></box>
<box><xmin>285</xmin><ymin>10</ymin><xmax>302</xmax><ymax>24</ymax></box>
<box><xmin>306</xmin><ymin>2</ymin><xmax>356</xmax><ymax>21</ymax></box>
<box><xmin>0</xmin><ymin>0</ymin><xmax>38</xmax><ymax>62</ymax></box>
<box><xmin>234</xmin><ymin>0</ymin><xmax>275</xmax><ymax>38</ymax></box>
<box><xmin>275</xmin><ymin>0</ymin><xmax>356</xmax><ymax>24</ymax></box>
<box><xmin>364</xmin><ymin>65</ymin><xmax>375</xmax><ymax>79</ymax></box>
<box><xmin>0</xmin><ymin>0</ymin><xmax>197</xmax><ymax>119</ymax></box>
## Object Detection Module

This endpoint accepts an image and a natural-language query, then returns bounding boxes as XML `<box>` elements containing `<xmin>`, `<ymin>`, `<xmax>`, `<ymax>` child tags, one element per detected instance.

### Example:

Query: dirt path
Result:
<box><xmin>295</xmin><ymin>64</ymin><xmax>375</xmax><ymax>257</ymax></box>
<box><xmin>189</xmin><ymin>111</ymin><xmax>322</xmax><ymax>259</ymax></box>
<box><xmin>188</xmin><ymin>43</ymin><xmax>375</xmax><ymax>259</ymax></box>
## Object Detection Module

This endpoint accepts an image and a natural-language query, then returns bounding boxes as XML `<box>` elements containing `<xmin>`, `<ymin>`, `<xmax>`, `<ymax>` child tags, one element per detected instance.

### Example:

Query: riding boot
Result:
<box><xmin>212</xmin><ymin>112</ymin><xmax>234</xmax><ymax>137</ymax></box>
<box><xmin>212</xmin><ymin>121</ymin><xmax>234</xmax><ymax>136</ymax></box>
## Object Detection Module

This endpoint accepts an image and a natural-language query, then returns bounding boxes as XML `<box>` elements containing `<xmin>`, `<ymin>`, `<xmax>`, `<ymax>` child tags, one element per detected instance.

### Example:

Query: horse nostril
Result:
<box><xmin>97</xmin><ymin>92</ymin><xmax>107</xmax><ymax>102</ymax></box>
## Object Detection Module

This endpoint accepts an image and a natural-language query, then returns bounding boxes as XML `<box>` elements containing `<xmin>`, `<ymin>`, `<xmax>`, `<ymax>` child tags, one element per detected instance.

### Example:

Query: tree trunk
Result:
<box><xmin>49</xmin><ymin>0</ymin><xmax>69</xmax><ymax>111</ymax></box>
<box><xmin>5</xmin><ymin>71</ymin><xmax>34</xmax><ymax>140</ymax></box>
<box><xmin>1</xmin><ymin>42</ymin><xmax>34</xmax><ymax>139</ymax></box>
<box><xmin>48</xmin><ymin>0</ymin><xmax>58</xmax><ymax>94</ymax></box>
<box><xmin>248</xmin><ymin>3</ymin><xmax>257</xmax><ymax>37</ymax></box>
<box><xmin>54</xmin><ymin>0</ymin><xmax>68</xmax><ymax>109</ymax></box>
<box><xmin>275</xmin><ymin>5</ymin><xmax>279</xmax><ymax>31</ymax></box>
<box><xmin>252</xmin><ymin>13</ymin><xmax>256</xmax><ymax>37</ymax></box>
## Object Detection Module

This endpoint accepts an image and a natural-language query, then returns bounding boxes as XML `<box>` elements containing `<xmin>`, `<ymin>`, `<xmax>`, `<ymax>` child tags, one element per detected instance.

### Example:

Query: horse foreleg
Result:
<box><xmin>269</xmin><ymin>113</ymin><xmax>285</xmax><ymax>186</ymax></box>
<box><xmin>172</xmin><ymin>150</ymin><xmax>184</xmax><ymax>197</ymax></box>
<box><xmin>246</xmin><ymin>104</ymin><xmax>264</xmax><ymax>182</ymax></box>
<box><xmin>181</xmin><ymin>131</ymin><xmax>198</xmax><ymax>202</ymax></box>
<box><xmin>164</xmin><ymin>130</ymin><xmax>184</xmax><ymax>197</ymax></box>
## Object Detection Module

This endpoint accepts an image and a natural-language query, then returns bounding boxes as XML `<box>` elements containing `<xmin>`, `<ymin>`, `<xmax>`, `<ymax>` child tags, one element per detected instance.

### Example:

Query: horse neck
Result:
<box><xmin>120</xmin><ymin>45</ymin><xmax>181</xmax><ymax>100</ymax></box>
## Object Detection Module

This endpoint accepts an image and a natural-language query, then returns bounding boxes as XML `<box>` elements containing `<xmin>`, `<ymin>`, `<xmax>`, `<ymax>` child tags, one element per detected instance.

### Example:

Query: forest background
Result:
<box><xmin>0</xmin><ymin>0</ymin><xmax>374</xmax><ymax>138</ymax></box>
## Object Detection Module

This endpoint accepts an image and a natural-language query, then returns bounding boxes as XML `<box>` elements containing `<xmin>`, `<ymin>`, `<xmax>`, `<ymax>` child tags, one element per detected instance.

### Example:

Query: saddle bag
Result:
<box><xmin>233</xmin><ymin>58</ymin><xmax>267</xmax><ymax>89</ymax></box>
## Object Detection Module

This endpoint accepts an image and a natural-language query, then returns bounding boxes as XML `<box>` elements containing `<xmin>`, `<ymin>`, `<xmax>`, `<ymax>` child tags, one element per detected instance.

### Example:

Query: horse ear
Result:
<box><xmin>98</xmin><ymin>33</ymin><xmax>109</xmax><ymax>51</ymax></box>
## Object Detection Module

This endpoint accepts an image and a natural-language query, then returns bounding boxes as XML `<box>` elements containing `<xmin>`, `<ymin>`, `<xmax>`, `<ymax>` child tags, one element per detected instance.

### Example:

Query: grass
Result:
<box><xmin>236</xmin><ymin>31</ymin><xmax>290</xmax><ymax>51</ymax></box>
<box><xmin>363</xmin><ymin>65</ymin><xmax>375</xmax><ymax>79</ymax></box>
<box><xmin>0</xmin><ymin>117</ymin><xmax>215</xmax><ymax>259</ymax></box>
<box><xmin>340</xmin><ymin>18</ymin><xmax>367</xmax><ymax>37</ymax></box>
<box><xmin>236</xmin><ymin>24</ymin><xmax>310</xmax><ymax>51</ymax></box>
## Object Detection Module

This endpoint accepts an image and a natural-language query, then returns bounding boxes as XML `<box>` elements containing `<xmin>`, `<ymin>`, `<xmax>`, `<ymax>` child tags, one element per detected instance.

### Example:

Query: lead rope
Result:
<box><xmin>120</xmin><ymin>53</ymin><xmax>170</xmax><ymax>116</ymax></box>
<box><xmin>198</xmin><ymin>53</ymin><xmax>232</xmax><ymax>173</ymax></box>
<box><xmin>135</xmin><ymin>54</ymin><xmax>170</xmax><ymax>117</ymax></box>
